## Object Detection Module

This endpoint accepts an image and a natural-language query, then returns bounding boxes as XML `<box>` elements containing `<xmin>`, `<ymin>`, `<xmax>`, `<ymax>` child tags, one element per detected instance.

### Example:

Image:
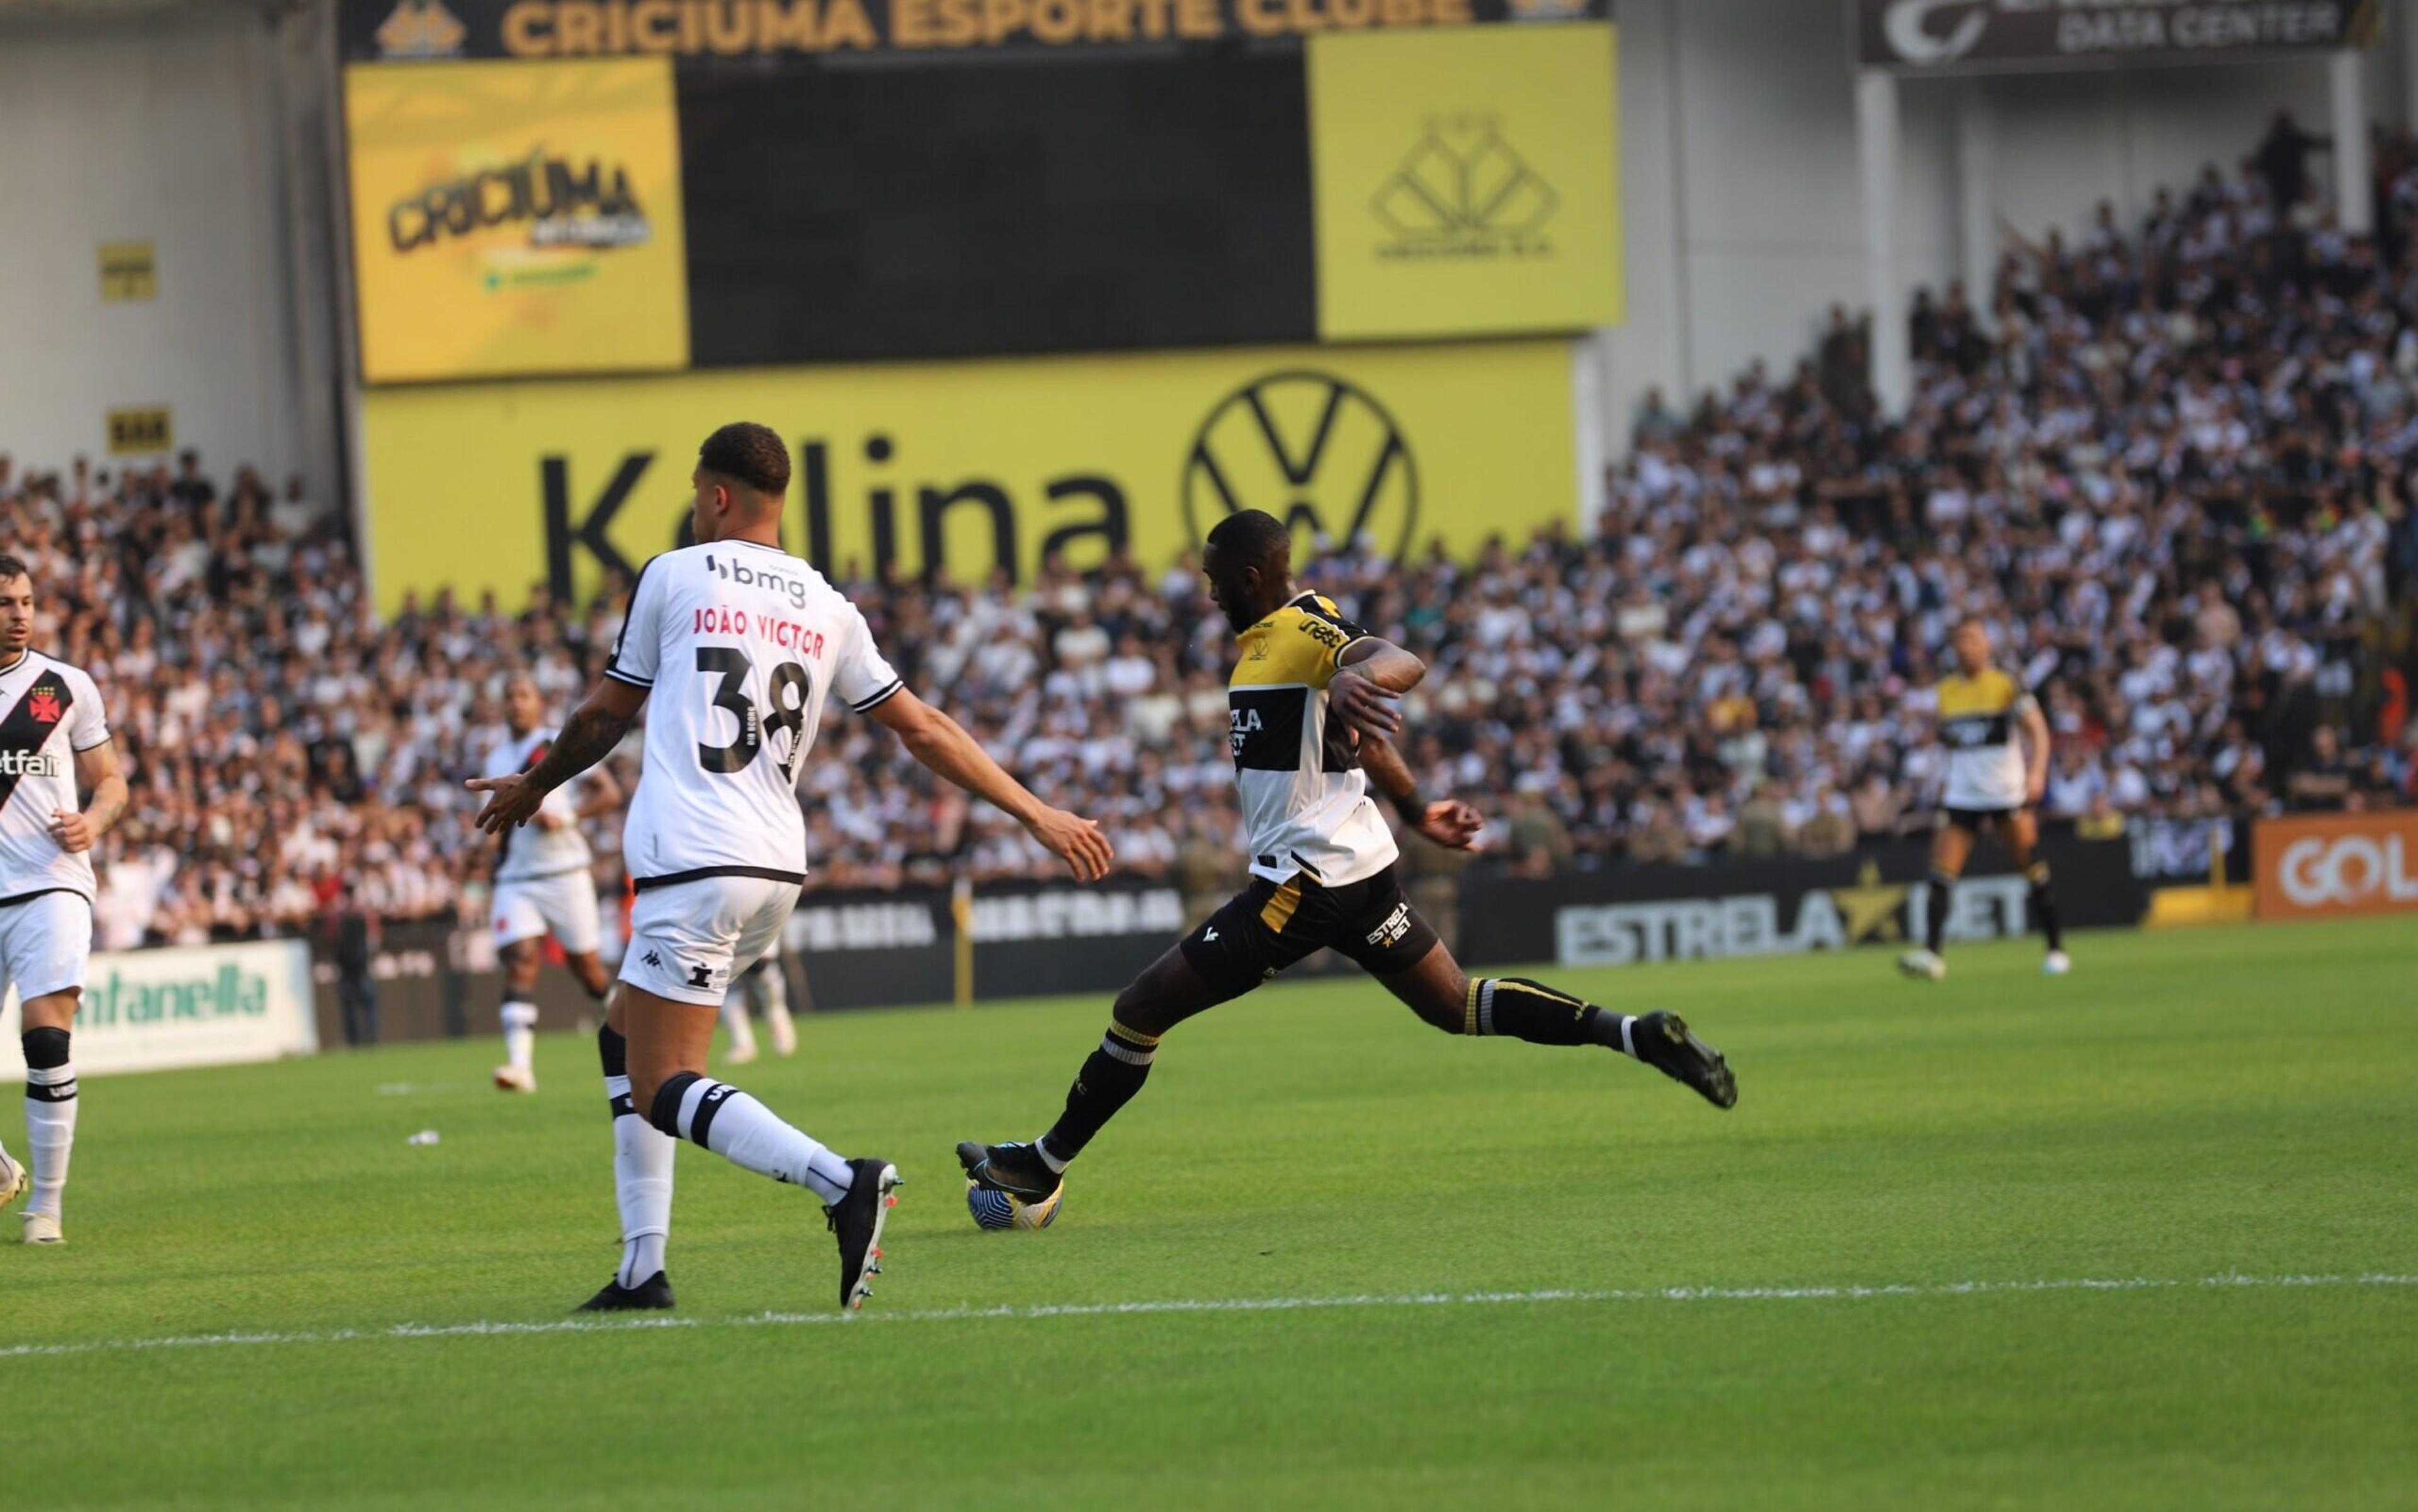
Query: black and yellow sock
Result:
<box><xmin>1925</xmin><ymin>868</ymin><xmax>1955</xmax><ymax>953</ymax></box>
<box><xmin>1038</xmin><ymin>1021</ymin><xmax>1160</xmax><ymax>1169</ymax></box>
<box><xmin>1465</xmin><ymin>977</ymin><xmax>1616</xmax><ymax>1049</ymax></box>
<box><xmin>2026</xmin><ymin>861</ymin><xmax>2064</xmax><ymax>951</ymax></box>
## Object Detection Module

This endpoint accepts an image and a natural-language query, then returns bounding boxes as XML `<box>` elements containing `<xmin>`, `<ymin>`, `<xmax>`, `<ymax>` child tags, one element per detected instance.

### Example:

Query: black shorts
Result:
<box><xmin>1943</xmin><ymin>805</ymin><xmax>2025</xmax><ymax>833</ymax></box>
<box><xmin>1179</xmin><ymin>864</ymin><xmax>1440</xmax><ymax>998</ymax></box>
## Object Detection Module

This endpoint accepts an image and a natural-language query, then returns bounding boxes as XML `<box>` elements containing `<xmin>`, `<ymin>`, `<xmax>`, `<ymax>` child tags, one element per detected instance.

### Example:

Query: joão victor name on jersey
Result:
<box><xmin>1556</xmin><ymin>875</ymin><xmax>2031</xmax><ymax>968</ymax></box>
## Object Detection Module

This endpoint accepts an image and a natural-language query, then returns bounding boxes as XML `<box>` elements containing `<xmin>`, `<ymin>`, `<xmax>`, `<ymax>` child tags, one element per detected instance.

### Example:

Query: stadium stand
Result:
<box><xmin>3</xmin><ymin>142</ymin><xmax>2414</xmax><ymax>947</ymax></box>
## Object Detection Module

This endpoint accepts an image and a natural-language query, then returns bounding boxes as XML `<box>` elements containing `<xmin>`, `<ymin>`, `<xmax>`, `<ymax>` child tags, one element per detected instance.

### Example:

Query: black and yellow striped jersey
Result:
<box><xmin>1933</xmin><ymin>666</ymin><xmax>2035</xmax><ymax>809</ymax></box>
<box><xmin>1227</xmin><ymin>593</ymin><xmax>1398</xmax><ymax>888</ymax></box>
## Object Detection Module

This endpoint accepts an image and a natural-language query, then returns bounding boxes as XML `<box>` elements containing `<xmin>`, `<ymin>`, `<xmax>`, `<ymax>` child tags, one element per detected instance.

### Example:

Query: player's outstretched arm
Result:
<box><xmin>1329</xmin><ymin>637</ymin><xmax>1425</xmax><ymax>741</ymax></box>
<box><xmin>468</xmin><ymin>677</ymin><xmax>648</xmax><ymax>834</ymax></box>
<box><xmin>1359</xmin><ymin>732</ymin><xmax>1482</xmax><ymax>851</ymax></box>
<box><xmin>867</xmin><ymin>688</ymin><xmax>1113</xmax><ymax>882</ymax></box>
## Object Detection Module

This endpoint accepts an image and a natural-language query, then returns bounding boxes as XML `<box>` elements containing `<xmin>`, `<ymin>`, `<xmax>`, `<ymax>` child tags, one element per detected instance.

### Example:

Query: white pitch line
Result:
<box><xmin>3</xmin><ymin>1271</ymin><xmax>2412</xmax><ymax>1363</ymax></box>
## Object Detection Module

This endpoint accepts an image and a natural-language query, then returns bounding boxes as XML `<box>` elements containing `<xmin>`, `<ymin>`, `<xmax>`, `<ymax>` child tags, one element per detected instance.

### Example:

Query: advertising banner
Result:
<box><xmin>1856</xmin><ymin>0</ymin><xmax>2380</xmax><ymax>73</ymax></box>
<box><xmin>1307</xmin><ymin>24</ymin><xmax>1620</xmax><ymax>341</ymax></box>
<box><xmin>344</xmin><ymin>0</ymin><xmax>1610</xmax><ymax>60</ymax></box>
<box><xmin>1456</xmin><ymin>834</ymin><xmax>2146</xmax><ymax>969</ymax></box>
<box><xmin>2252</xmin><ymin>810</ymin><xmax>2418</xmax><ymax>921</ymax></box>
<box><xmin>784</xmin><ymin>878</ymin><xmax>1185</xmax><ymax>1008</ymax></box>
<box><xmin>344</xmin><ymin>56</ymin><xmax>690</xmax><ymax>383</ymax></box>
<box><xmin>0</xmin><ymin>941</ymin><xmax>319</xmax><ymax>1079</ymax></box>
<box><xmin>358</xmin><ymin>337</ymin><xmax>1575</xmax><ymax>610</ymax></box>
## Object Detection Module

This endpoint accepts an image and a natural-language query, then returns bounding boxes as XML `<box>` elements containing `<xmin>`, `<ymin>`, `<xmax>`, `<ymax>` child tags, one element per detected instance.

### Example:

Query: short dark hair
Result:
<box><xmin>0</xmin><ymin>553</ymin><xmax>29</xmax><ymax>584</ymax></box>
<box><xmin>1205</xmin><ymin>508</ymin><xmax>1290</xmax><ymax>567</ymax></box>
<box><xmin>698</xmin><ymin>422</ymin><xmax>790</xmax><ymax>497</ymax></box>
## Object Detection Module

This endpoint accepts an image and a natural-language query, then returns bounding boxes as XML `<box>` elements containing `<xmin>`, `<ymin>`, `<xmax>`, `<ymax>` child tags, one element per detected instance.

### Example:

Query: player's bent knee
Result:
<box><xmin>642</xmin><ymin>1071</ymin><xmax>701</xmax><ymax>1139</ymax></box>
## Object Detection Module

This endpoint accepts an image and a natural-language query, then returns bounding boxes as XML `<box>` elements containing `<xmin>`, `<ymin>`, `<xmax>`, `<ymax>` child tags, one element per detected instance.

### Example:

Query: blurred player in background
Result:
<box><xmin>719</xmin><ymin>950</ymin><xmax>798</xmax><ymax>1064</ymax></box>
<box><xmin>470</xmin><ymin>423</ymin><xmax>1111</xmax><ymax>1314</ymax></box>
<box><xmin>479</xmin><ymin>673</ymin><xmax>621</xmax><ymax>1093</ymax></box>
<box><xmin>1899</xmin><ymin>615</ymin><xmax>2068</xmax><ymax>981</ymax></box>
<box><xmin>960</xmin><ymin>511</ymin><xmax>1735</xmax><ymax>1210</ymax></box>
<box><xmin>0</xmin><ymin>555</ymin><xmax>128</xmax><ymax>1246</ymax></box>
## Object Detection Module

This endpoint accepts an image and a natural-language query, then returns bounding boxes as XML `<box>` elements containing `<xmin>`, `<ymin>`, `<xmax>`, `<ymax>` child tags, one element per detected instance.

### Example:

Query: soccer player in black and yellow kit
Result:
<box><xmin>1897</xmin><ymin>615</ymin><xmax>2069</xmax><ymax>980</ymax></box>
<box><xmin>958</xmin><ymin>511</ymin><xmax>1735</xmax><ymax>1204</ymax></box>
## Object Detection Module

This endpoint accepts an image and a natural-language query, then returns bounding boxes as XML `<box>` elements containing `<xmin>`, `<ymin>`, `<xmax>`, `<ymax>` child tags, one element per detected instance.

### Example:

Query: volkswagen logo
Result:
<box><xmin>1181</xmin><ymin>370</ymin><xmax>1419</xmax><ymax>562</ymax></box>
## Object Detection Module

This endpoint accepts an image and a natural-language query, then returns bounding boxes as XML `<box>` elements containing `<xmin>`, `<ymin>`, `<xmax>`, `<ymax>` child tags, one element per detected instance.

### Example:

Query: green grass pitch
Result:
<box><xmin>6</xmin><ymin>918</ymin><xmax>2415</xmax><ymax>1510</ymax></box>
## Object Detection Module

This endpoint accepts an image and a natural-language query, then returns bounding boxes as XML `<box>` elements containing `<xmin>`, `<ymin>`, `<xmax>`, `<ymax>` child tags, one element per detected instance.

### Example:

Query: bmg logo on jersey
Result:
<box><xmin>0</xmin><ymin>751</ymin><xmax>62</xmax><ymax>778</ymax></box>
<box><xmin>706</xmin><ymin>552</ymin><xmax>814</xmax><ymax>610</ymax></box>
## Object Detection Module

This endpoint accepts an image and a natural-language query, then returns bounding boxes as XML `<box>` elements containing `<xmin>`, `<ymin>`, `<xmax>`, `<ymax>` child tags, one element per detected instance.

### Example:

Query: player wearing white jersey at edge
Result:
<box><xmin>0</xmin><ymin>555</ymin><xmax>130</xmax><ymax>1246</ymax></box>
<box><xmin>479</xmin><ymin>674</ymin><xmax>622</xmax><ymax>1094</ymax></box>
<box><xmin>470</xmin><ymin>423</ymin><xmax>1113</xmax><ymax>1314</ymax></box>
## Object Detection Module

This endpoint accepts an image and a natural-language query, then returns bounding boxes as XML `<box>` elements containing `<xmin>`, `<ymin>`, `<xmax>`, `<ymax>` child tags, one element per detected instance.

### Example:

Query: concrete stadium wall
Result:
<box><xmin>0</xmin><ymin>6</ymin><xmax>341</xmax><ymax>502</ymax></box>
<box><xmin>1593</xmin><ymin>0</ymin><xmax>2417</xmax><ymax>452</ymax></box>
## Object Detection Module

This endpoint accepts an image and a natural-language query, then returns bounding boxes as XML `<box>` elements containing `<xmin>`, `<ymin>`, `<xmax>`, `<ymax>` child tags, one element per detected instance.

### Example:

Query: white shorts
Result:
<box><xmin>492</xmin><ymin>870</ymin><xmax>603</xmax><ymax>956</ymax></box>
<box><xmin>0</xmin><ymin>891</ymin><xmax>94</xmax><ymax>1005</ymax></box>
<box><xmin>620</xmin><ymin>875</ymin><xmax>799</xmax><ymax>1008</ymax></box>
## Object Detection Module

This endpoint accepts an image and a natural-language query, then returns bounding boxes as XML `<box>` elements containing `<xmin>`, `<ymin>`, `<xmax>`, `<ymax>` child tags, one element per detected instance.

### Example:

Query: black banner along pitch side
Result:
<box><xmin>1456</xmin><ymin>833</ymin><xmax>2148</xmax><ymax>970</ymax></box>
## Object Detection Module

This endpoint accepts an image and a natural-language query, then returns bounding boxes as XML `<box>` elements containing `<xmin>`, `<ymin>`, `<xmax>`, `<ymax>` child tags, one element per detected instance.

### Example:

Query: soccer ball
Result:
<box><xmin>966</xmin><ymin>1179</ymin><xmax>1062</xmax><ymax>1231</ymax></box>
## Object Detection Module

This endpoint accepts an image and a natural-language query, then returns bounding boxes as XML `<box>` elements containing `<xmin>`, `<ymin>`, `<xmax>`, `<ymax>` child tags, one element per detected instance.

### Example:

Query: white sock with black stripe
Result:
<box><xmin>650</xmin><ymin>1072</ymin><xmax>854</xmax><ymax>1207</ymax></box>
<box><xmin>501</xmin><ymin>999</ymin><xmax>538</xmax><ymax>1073</ymax></box>
<box><xmin>598</xmin><ymin>1026</ymin><xmax>672</xmax><ymax>1286</ymax></box>
<box><xmin>21</xmin><ymin>1029</ymin><xmax>76</xmax><ymax>1221</ymax></box>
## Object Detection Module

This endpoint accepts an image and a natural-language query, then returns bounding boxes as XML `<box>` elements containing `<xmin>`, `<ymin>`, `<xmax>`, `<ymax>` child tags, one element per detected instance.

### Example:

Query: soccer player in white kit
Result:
<box><xmin>0</xmin><ymin>555</ymin><xmax>130</xmax><ymax>1246</ymax></box>
<box><xmin>478</xmin><ymin>673</ymin><xmax>622</xmax><ymax>1093</ymax></box>
<box><xmin>470</xmin><ymin>423</ymin><xmax>1111</xmax><ymax>1313</ymax></box>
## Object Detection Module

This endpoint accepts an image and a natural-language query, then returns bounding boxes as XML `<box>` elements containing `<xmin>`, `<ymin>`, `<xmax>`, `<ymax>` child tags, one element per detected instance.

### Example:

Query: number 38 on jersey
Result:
<box><xmin>606</xmin><ymin>544</ymin><xmax>905</xmax><ymax>883</ymax></box>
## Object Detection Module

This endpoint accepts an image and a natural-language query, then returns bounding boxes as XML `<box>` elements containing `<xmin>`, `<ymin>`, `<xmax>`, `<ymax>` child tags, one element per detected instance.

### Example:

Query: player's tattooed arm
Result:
<box><xmin>468</xmin><ymin>677</ymin><xmax>647</xmax><ymax>834</ymax></box>
<box><xmin>1329</xmin><ymin>637</ymin><xmax>1424</xmax><ymax>741</ymax></box>
<box><xmin>868</xmin><ymin>687</ymin><xmax>1114</xmax><ymax>883</ymax></box>
<box><xmin>1359</xmin><ymin>732</ymin><xmax>1482</xmax><ymax>852</ymax></box>
<box><xmin>54</xmin><ymin>739</ymin><xmax>128</xmax><ymax>854</ymax></box>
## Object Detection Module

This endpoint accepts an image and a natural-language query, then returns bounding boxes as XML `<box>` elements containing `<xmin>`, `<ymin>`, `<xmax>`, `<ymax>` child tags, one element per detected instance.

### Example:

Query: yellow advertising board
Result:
<box><xmin>1307</xmin><ymin>23</ymin><xmax>1621</xmax><ymax>341</ymax></box>
<box><xmin>343</xmin><ymin>56</ymin><xmax>689</xmax><ymax>382</ymax></box>
<box><xmin>106</xmin><ymin>406</ymin><xmax>174</xmax><ymax>457</ymax></box>
<box><xmin>360</xmin><ymin>339</ymin><xmax>1572</xmax><ymax>613</ymax></box>
<box><xmin>98</xmin><ymin>241</ymin><xmax>157</xmax><ymax>302</ymax></box>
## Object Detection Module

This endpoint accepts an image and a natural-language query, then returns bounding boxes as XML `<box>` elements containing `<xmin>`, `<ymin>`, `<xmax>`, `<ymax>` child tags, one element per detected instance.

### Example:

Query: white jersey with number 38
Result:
<box><xmin>604</xmin><ymin>542</ymin><xmax>903</xmax><ymax>886</ymax></box>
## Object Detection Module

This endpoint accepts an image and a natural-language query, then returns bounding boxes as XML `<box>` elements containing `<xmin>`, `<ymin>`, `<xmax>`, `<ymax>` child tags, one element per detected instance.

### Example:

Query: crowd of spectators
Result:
<box><xmin>4</xmin><ymin>134</ymin><xmax>2415</xmax><ymax>946</ymax></box>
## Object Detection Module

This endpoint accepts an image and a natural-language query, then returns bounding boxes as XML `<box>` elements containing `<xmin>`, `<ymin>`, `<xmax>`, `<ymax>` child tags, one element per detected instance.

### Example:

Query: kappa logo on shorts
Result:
<box><xmin>1203</xmin><ymin>926</ymin><xmax>1219</xmax><ymax>941</ymax></box>
<box><xmin>642</xmin><ymin>949</ymin><xmax>663</xmax><ymax>969</ymax></box>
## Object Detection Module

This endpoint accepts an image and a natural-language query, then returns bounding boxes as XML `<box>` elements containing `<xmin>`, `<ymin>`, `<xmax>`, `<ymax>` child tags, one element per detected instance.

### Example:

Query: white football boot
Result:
<box><xmin>22</xmin><ymin>1212</ymin><xmax>64</xmax><ymax>1246</ymax></box>
<box><xmin>1897</xmin><ymin>948</ymin><xmax>1947</xmax><ymax>981</ymax></box>
<box><xmin>492</xmin><ymin>1064</ymin><xmax>538</xmax><ymax>1093</ymax></box>
<box><xmin>0</xmin><ymin>1144</ymin><xmax>26</xmax><ymax>1211</ymax></box>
